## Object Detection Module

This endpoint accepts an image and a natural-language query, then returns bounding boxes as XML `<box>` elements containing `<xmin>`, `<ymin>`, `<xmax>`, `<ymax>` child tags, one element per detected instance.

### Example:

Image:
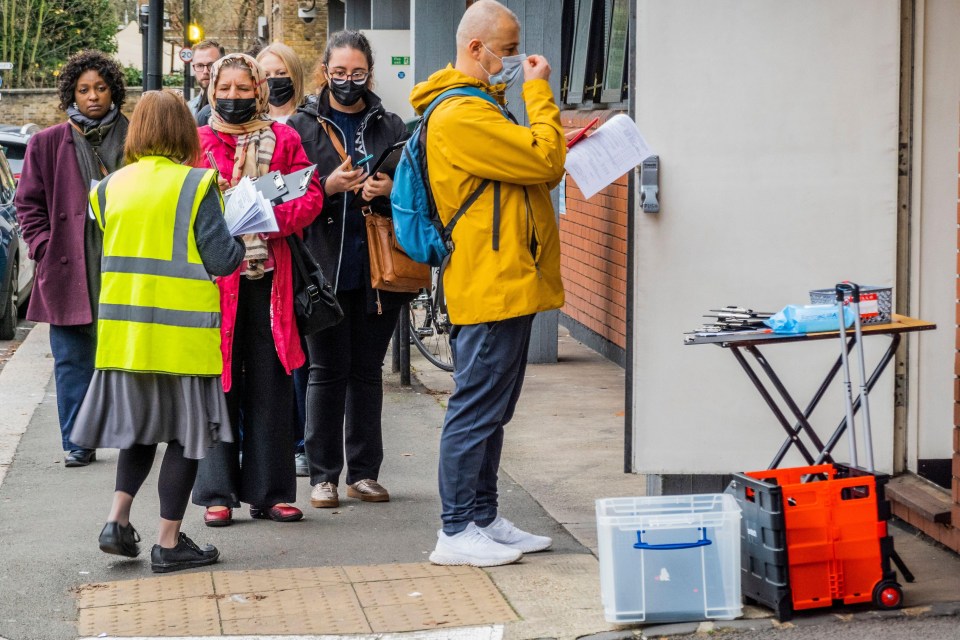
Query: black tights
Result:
<box><xmin>115</xmin><ymin>442</ymin><xmax>199</xmax><ymax>521</ymax></box>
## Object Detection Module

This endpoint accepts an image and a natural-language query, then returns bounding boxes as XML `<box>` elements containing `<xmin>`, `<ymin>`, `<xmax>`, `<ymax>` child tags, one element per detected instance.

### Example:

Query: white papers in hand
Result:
<box><xmin>564</xmin><ymin>114</ymin><xmax>654</xmax><ymax>200</ymax></box>
<box><xmin>223</xmin><ymin>177</ymin><xmax>279</xmax><ymax>235</ymax></box>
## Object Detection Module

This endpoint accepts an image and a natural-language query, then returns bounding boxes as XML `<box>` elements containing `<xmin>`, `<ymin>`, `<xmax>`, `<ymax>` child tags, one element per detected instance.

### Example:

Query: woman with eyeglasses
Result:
<box><xmin>288</xmin><ymin>30</ymin><xmax>409</xmax><ymax>511</ymax></box>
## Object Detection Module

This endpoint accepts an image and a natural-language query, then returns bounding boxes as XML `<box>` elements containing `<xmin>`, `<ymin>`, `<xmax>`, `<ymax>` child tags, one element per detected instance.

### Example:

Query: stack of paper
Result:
<box><xmin>564</xmin><ymin>114</ymin><xmax>654</xmax><ymax>200</ymax></box>
<box><xmin>224</xmin><ymin>177</ymin><xmax>278</xmax><ymax>235</ymax></box>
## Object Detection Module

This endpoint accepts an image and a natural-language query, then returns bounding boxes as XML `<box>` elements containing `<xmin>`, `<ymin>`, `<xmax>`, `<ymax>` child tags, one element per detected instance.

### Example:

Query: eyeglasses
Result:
<box><xmin>328</xmin><ymin>70</ymin><xmax>369</xmax><ymax>84</ymax></box>
<box><xmin>192</xmin><ymin>63</ymin><xmax>214</xmax><ymax>72</ymax></box>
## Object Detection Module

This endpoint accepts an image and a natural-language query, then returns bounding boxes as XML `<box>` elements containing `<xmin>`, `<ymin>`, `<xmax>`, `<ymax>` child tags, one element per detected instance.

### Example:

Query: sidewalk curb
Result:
<box><xmin>0</xmin><ymin>322</ymin><xmax>52</xmax><ymax>489</ymax></box>
<box><xmin>72</xmin><ymin>627</ymin><xmax>504</xmax><ymax>640</ymax></box>
<box><xmin>617</xmin><ymin>600</ymin><xmax>960</xmax><ymax>638</ymax></box>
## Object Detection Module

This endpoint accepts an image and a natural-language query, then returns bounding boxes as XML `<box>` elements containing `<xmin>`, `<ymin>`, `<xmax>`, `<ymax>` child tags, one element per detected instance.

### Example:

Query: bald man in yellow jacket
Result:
<box><xmin>411</xmin><ymin>0</ymin><xmax>566</xmax><ymax>568</ymax></box>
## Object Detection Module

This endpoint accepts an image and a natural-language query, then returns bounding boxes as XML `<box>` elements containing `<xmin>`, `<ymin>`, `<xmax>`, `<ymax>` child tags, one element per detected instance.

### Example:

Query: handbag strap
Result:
<box><xmin>321</xmin><ymin>121</ymin><xmax>348</xmax><ymax>163</ymax></box>
<box><xmin>286</xmin><ymin>236</ymin><xmax>321</xmax><ymax>303</ymax></box>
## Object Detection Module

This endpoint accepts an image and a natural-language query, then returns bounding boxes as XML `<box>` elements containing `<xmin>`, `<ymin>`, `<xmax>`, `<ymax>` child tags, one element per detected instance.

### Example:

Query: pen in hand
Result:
<box><xmin>566</xmin><ymin>116</ymin><xmax>600</xmax><ymax>149</ymax></box>
<box><xmin>355</xmin><ymin>153</ymin><xmax>375</xmax><ymax>171</ymax></box>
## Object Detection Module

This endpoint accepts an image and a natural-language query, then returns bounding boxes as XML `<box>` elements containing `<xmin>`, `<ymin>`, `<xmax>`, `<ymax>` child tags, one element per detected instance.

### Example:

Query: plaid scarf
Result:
<box><xmin>207</xmin><ymin>53</ymin><xmax>277</xmax><ymax>279</ymax></box>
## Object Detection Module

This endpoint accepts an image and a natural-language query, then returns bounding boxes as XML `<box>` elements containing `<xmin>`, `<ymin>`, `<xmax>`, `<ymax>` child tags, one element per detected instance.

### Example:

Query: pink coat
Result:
<box><xmin>197</xmin><ymin>122</ymin><xmax>323</xmax><ymax>392</ymax></box>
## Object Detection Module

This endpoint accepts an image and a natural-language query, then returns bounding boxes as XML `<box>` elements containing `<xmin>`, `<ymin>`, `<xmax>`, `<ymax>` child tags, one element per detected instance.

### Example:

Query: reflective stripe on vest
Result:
<box><xmin>92</xmin><ymin>159</ymin><xmax>222</xmax><ymax>375</ymax></box>
<box><xmin>99</xmin><ymin>169</ymin><xmax>211</xmax><ymax>282</ymax></box>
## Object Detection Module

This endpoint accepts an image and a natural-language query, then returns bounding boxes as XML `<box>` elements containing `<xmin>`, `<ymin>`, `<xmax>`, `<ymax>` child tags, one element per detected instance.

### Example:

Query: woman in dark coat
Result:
<box><xmin>15</xmin><ymin>50</ymin><xmax>129</xmax><ymax>467</ymax></box>
<box><xmin>288</xmin><ymin>30</ymin><xmax>409</xmax><ymax>510</ymax></box>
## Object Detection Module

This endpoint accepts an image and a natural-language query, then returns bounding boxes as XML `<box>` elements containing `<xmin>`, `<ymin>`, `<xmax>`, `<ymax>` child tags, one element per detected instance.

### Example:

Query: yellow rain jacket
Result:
<box><xmin>409</xmin><ymin>66</ymin><xmax>566</xmax><ymax>325</ymax></box>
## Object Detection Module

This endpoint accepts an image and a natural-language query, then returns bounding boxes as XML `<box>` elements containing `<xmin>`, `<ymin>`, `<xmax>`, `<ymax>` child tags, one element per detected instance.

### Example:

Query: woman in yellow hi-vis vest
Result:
<box><xmin>72</xmin><ymin>91</ymin><xmax>245</xmax><ymax>574</ymax></box>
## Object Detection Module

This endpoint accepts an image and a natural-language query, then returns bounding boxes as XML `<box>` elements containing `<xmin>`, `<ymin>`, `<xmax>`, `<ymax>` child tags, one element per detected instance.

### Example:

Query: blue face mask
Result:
<box><xmin>481</xmin><ymin>43</ymin><xmax>525</xmax><ymax>90</ymax></box>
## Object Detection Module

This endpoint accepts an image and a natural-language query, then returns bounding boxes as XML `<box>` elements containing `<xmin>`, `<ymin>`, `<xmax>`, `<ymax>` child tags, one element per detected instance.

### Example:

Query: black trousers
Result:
<box><xmin>304</xmin><ymin>289</ymin><xmax>400</xmax><ymax>486</ymax></box>
<box><xmin>193</xmin><ymin>274</ymin><xmax>297</xmax><ymax>508</ymax></box>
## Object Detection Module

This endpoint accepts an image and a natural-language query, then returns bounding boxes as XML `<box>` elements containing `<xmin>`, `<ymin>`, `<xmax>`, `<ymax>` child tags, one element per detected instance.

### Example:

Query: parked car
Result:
<box><xmin>0</xmin><ymin>148</ymin><xmax>34</xmax><ymax>339</ymax></box>
<box><xmin>0</xmin><ymin>124</ymin><xmax>39</xmax><ymax>181</ymax></box>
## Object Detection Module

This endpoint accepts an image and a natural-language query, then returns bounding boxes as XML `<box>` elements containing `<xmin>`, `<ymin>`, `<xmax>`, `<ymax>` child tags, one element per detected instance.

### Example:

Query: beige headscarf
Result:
<box><xmin>207</xmin><ymin>53</ymin><xmax>277</xmax><ymax>279</ymax></box>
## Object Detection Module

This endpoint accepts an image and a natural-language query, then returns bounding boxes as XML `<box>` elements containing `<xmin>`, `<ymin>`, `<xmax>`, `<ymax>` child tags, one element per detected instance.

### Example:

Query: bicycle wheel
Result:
<box><xmin>409</xmin><ymin>290</ymin><xmax>454</xmax><ymax>372</ymax></box>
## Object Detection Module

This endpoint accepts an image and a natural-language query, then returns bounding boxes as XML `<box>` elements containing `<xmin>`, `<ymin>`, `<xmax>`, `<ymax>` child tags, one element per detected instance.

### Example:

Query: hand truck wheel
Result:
<box><xmin>872</xmin><ymin>580</ymin><xmax>903</xmax><ymax>609</ymax></box>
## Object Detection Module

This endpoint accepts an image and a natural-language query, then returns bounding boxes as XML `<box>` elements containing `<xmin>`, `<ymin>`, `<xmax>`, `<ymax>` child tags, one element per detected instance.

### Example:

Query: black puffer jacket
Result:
<box><xmin>289</xmin><ymin>88</ymin><xmax>411</xmax><ymax>314</ymax></box>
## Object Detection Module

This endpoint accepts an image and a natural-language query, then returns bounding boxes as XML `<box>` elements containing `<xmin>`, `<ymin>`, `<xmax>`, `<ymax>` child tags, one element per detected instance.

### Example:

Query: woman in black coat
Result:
<box><xmin>288</xmin><ymin>30</ymin><xmax>409</xmax><ymax>510</ymax></box>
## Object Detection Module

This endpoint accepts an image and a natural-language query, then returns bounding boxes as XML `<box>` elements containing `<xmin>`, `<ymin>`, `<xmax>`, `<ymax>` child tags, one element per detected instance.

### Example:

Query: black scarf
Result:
<box><xmin>67</xmin><ymin>106</ymin><xmax>128</xmax><ymax>331</ymax></box>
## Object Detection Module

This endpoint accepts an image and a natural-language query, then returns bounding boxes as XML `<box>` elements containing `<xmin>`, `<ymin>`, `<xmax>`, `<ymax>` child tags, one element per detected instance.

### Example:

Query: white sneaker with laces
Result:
<box><xmin>477</xmin><ymin>516</ymin><xmax>552</xmax><ymax>553</ymax></box>
<box><xmin>429</xmin><ymin>523</ymin><xmax>523</xmax><ymax>567</ymax></box>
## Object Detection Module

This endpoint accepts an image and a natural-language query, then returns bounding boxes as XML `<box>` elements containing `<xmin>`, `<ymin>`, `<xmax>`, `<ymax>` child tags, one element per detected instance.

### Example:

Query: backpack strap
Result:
<box><xmin>423</xmin><ymin>87</ymin><xmax>508</xmax><ymax>253</ymax></box>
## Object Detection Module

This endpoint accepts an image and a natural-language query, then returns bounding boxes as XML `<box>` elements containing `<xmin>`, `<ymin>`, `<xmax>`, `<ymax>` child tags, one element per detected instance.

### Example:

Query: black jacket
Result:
<box><xmin>288</xmin><ymin>88</ymin><xmax>411</xmax><ymax>314</ymax></box>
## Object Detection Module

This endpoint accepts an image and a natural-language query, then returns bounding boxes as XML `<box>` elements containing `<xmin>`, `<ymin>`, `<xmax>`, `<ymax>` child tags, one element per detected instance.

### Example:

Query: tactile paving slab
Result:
<box><xmin>77</xmin><ymin>597</ymin><xmax>221</xmax><ymax>637</ymax></box>
<box><xmin>212</xmin><ymin>565</ymin><xmax>351</xmax><ymax>593</ymax></box>
<box><xmin>74</xmin><ymin>572</ymin><xmax>214</xmax><ymax>609</ymax></box>
<box><xmin>73</xmin><ymin>562</ymin><xmax>517</xmax><ymax>636</ymax></box>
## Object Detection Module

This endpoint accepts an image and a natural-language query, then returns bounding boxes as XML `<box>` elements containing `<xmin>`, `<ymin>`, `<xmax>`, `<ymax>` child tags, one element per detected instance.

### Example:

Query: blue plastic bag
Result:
<box><xmin>764</xmin><ymin>304</ymin><xmax>855</xmax><ymax>334</ymax></box>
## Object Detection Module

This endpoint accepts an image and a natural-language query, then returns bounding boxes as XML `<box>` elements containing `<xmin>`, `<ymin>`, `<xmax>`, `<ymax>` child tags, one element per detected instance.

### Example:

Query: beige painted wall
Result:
<box><xmin>910</xmin><ymin>0</ymin><xmax>960</xmax><ymax>466</ymax></box>
<box><xmin>631</xmin><ymin>1</ymin><xmax>901</xmax><ymax>474</ymax></box>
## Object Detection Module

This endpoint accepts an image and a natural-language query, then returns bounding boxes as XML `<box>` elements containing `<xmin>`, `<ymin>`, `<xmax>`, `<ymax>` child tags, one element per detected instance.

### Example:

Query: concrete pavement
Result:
<box><xmin>0</xmin><ymin>323</ymin><xmax>958</xmax><ymax>639</ymax></box>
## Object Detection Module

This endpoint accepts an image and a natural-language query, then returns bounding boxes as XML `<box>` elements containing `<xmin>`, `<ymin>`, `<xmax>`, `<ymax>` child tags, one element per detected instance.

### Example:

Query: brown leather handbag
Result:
<box><xmin>363</xmin><ymin>207</ymin><xmax>431</xmax><ymax>293</ymax></box>
<box><xmin>321</xmin><ymin>120</ymin><xmax>429</xmax><ymax>293</ymax></box>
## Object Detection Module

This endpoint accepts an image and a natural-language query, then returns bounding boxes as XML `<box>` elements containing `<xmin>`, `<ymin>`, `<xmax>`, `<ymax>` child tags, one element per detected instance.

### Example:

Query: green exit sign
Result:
<box><xmin>391</xmin><ymin>56</ymin><xmax>410</xmax><ymax>65</ymax></box>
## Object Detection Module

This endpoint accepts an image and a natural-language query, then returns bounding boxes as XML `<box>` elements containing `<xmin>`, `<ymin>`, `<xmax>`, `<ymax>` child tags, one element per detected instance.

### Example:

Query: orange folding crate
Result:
<box><xmin>743</xmin><ymin>463</ymin><xmax>903</xmax><ymax>612</ymax></box>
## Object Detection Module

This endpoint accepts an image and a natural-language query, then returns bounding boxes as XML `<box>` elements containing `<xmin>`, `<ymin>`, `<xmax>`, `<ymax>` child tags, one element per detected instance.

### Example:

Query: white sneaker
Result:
<box><xmin>429</xmin><ymin>523</ymin><xmax>523</xmax><ymax>567</ymax></box>
<box><xmin>294</xmin><ymin>453</ymin><xmax>309</xmax><ymax>477</ymax></box>
<box><xmin>477</xmin><ymin>516</ymin><xmax>552</xmax><ymax>553</ymax></box>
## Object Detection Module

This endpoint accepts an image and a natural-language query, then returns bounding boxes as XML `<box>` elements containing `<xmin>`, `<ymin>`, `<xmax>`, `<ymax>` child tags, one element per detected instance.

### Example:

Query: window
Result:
<box><xmin>561</xmin><ymin>0</ymin><xmax>630</xmax><ymax>109</ymax></box>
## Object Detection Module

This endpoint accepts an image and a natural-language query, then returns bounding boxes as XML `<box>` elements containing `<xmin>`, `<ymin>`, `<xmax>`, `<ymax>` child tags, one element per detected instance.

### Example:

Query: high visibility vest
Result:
<box><xmin>89</xmin><ymin>156</ymin><xmax>223</xmax><ymax>376</ymax></box>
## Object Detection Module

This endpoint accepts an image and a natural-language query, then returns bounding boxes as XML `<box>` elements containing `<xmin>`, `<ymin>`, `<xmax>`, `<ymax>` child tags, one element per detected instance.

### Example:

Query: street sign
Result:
<box><xmin>391</xmin><ymin>56</ymin><xmax>410</xmax><ymax>66</ymax></box>
<box><xmin>179</xmin><ymin>48</ymin><xmax>194</xmax><ymax>63</ymax></box>
<box><xmin>0</xmin><ymin>62</ymin><xmax>12</xmax><ymax>71</ymax></box>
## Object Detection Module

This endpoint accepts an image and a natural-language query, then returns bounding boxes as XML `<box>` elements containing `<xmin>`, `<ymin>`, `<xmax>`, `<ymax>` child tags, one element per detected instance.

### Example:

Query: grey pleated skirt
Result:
<box><xmin>72</xmin><ymin>370</ymin><xmax>233</xmax><ymax>460</ymax></box>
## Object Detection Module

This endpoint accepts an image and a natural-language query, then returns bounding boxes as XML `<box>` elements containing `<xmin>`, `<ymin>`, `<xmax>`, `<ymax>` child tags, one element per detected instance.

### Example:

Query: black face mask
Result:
<box><xmin>328</xmin><ymin>78</ymin><xmax>367</xmax><ymax>107</ymax></box>
<box><xmin>267</xmin><ymin>77</ymin><xmax>295</xmax><ymax>107</ymax></box>
<box><xmin>215</xmin><ymin>98</ymin><xmax>257</xmax><ymax>124</ymax></box>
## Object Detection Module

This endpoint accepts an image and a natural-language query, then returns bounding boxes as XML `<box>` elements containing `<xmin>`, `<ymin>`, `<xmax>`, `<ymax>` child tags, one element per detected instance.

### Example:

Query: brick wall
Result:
<box><xmin>559</xmin><ymin>109</ymin><xmax>629</xmax><ymax>354</ymax></box>
<box><xmin>0</xmin><ymin>89</ymin><xmax>146</xmax><ymax>129</ymax></box>
<box><xmin>266</xmin><ymin>0</ymin><xmax>327</xmax><ymax>95</ymax></box>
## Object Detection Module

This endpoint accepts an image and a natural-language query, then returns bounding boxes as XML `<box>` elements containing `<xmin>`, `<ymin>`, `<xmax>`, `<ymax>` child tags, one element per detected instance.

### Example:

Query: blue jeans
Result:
<box><xmin>48</xmin><ymin>324</ymin><xmax>97</xmax><ymax>452</ymax></box>
<box><xmin>438</xmin><ymin>314</ymin><xmax>534</xmax><ymax>534</ymax></box>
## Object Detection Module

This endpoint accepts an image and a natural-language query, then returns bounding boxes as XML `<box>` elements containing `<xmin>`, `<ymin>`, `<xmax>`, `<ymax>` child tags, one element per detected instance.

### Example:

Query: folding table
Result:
<box><xmin>685</xmin><ymin>315</ymin><xmax>936</xmax><ymax>469</ymax></box>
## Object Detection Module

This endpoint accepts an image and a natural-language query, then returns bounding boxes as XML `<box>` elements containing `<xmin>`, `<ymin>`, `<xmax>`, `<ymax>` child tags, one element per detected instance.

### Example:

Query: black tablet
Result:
<box><xmin>361</xmin><ymin>139</ymin><xmax>407</xmax><ymax>179</ymax></box>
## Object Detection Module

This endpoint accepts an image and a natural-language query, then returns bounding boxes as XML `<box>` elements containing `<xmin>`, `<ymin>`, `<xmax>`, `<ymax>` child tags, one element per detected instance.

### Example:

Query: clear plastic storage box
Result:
<box><xmin>595</xmin><ymin>493</ymin><xmax>742</xmax><ymax>624</ymax></box>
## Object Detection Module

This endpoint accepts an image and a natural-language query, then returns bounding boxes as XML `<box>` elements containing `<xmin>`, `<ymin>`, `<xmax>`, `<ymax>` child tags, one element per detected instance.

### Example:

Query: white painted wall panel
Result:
<box><xmin>632</xmin><ymin>1</ymin><xmax>901</xmax><ymax>474</ymax></box>
<box><xmin>914</xmin><ymin>0</ymin><xmax>960</xmax><ymax>464</ymax></box>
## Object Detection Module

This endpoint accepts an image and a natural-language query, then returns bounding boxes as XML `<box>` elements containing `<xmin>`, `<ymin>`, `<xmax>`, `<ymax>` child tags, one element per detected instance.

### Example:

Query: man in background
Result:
<box><xmin>187</xmin><ymin>40</ymin><xmax>224</xmax><ymax>121</ymax></box>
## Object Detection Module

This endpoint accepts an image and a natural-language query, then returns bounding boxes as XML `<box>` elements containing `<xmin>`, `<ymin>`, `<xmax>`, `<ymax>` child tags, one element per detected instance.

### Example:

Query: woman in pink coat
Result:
<box><xmin>191</xmin><ymin>53</ymin><xmax>323</xmax><ymax>526</ymax></box>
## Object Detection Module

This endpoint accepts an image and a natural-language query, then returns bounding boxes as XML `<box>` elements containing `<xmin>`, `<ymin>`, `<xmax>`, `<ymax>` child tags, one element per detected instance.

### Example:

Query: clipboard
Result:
<box><xmin>252</xmin><ymin>164</ymin><xmax>317</xmax><ymax>205</ymax></box>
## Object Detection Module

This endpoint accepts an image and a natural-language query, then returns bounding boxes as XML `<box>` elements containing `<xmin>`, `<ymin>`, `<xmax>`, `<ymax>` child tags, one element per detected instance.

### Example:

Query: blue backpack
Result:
<box><xmin>391</xmin><ymin>87</ymin><xmax>508</xmax><ymax>267</ymax></box>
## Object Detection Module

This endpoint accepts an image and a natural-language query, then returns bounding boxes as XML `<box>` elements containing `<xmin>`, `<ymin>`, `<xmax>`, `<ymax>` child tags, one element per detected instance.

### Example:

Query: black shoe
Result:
<box><xmin>98</xmin><ymin>522</ymin><xmax>141</xmax><ymax>558</ymax></box>
<box><xmin>151</xmin><ymin>532</ymin><xmax>219</xmax><ymax>573</ymax></box>
<box><xmin>64</xmin><ymin>449</ymin><xmax>96</xmax><ymax>467</ymax></box>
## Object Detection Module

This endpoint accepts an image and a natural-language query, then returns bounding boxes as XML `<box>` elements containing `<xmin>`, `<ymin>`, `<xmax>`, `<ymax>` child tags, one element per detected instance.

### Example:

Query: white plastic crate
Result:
<box><xmin>595</xmin><ymin>493</ymin><xmax>742</xmax><ymax>624</ymax></box>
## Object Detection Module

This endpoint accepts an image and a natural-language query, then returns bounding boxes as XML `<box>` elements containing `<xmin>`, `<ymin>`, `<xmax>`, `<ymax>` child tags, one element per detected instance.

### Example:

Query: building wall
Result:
<box><xmin>0</xmin><ymin>89</ymin><xmax>145</xmax><ymax>129</ymax></box>
<box><xmin>266</xmin><ymin>0</ymin><xmax>328</xmax><ymax>94</ymax></box>
<box><xmin>559</xmin><ymin>109</ymin><xmax>628</xmax><ymax>360</ymax></box>
<box><xmin>631</xmin><ymin>1</ymin><xmax>901</xmax><ymax>476</ymax></box>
